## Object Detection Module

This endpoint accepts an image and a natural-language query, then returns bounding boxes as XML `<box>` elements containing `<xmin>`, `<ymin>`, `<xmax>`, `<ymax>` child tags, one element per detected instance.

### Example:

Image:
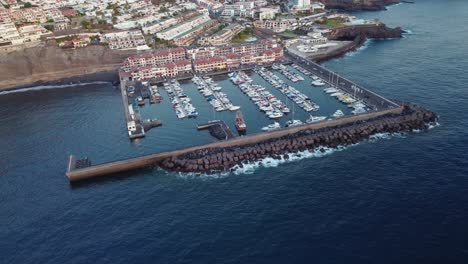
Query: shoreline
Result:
<box><xmin>0</xmin><ymin>23</ymin><xmax>402</xmax><ymax>92</ymax></box>
<box><xmin>0</xmin><ymin>64</ymin><xmax>120</xmax><ymax>92</ymax></box>
<box><xmin>0</xmin><ymin>44</ymin><xmax>362</xmax><ymax>92</ymax></box>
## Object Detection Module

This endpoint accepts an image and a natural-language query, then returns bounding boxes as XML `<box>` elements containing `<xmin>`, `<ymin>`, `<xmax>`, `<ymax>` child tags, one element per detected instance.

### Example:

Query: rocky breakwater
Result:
<box><xmin>159</xmin><ymin>104</ymin><xmax>437</xmax><ymax>174</ymax></box>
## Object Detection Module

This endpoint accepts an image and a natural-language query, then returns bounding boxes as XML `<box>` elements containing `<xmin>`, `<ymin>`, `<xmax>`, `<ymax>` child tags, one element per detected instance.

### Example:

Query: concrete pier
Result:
<box><xmin>197</xmin><ymin>120</ymin><xmax>235</xmax><ymax>140</ymax></box>
<box><xmin>66</xmin><ymin>106</ymin><xmax>406</xmax><ymax>182</ymax></box>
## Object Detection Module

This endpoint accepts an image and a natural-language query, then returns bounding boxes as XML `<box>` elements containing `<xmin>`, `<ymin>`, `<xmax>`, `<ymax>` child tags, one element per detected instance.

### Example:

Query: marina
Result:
<box><xmin>116</xmin><ymin>53</ymin><xmax>401</xmax><ymax>144</ymax></box>
<box><xmin>273</xmin><ymin>63</ymin><xmax>305</xmax><ymax>82</ymax></box>
<box><xmin>120</xmin><ymin>63</ymin><xmax>358</xmax><ymax>140</ymax></box>
<box><xmin>255</xmin><ymin>66</ymin><xmax>320</xmax><ymax>112</ymax></box>
<box><xmin>163</xmin><ymin>80</ymin><xmax>198</xmax><ymax>119</ymax></box>
<box><xmin>192</xmin><ymin>76</ymin><xmax>240</xmax><ymax>112</ymax></box>
<box><xmin>66</xmin><ymin>50</ymin><xmax>437</xmax><ymax>180</ymax></box>
<box><xmin>229</xmin><ymin>71</ymin><xmax>289</xmax><ymax>120</ymax></box>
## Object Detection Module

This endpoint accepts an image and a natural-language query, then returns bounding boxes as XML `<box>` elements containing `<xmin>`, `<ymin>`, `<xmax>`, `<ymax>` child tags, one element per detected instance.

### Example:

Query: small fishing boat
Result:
<box><xmin>137</xmin><ymin>96</ymin><xmax>145</xmax><ymax>106</ymax></box>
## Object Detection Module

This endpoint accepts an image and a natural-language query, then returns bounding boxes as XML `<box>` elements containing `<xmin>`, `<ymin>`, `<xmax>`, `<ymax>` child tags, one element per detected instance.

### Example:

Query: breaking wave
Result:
<box><xmin>346</xmin><ymin>40</ymin><xmax>371</xmax><ymax>58</ymax></box>
<box><xmin>0</xmin><ymin>81</ymin><xmax>111</xmax><ymax>95</ymax></box>
<box><xmin>172</xmin><ymin>124</ymin><xmax>439</xmax><ymax>179</ymax></box>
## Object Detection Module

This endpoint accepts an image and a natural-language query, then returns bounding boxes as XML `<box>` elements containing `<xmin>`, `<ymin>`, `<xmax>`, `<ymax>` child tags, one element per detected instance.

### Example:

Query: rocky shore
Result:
<box><xmin>158</xmin><ymin>104</ymin><xmax>437</xmax><ymax>174</ymax></box>
<box><xmin>320</xmin><ymin>0</ymin><xmax>401</xmax><ymax>11</ymax></box>
<box><xmin>312</xmin><ymin>23</ymin><xmax>403</xmax><ymax>62</ymax></box>
<box><xmin>0</xmin><ymin>44</ymin><xmax>132</xmax><ymax>91</ymax></box>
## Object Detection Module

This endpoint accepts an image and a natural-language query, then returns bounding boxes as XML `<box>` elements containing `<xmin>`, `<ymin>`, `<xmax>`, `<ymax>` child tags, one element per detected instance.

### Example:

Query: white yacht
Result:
<box><xmin>229</xmin><ymin>105</ymin><xmax>241</xmax><ymax>111</ymax></box>
<box><xmin>332</xmin><ymin>110</ymin><xmax>345</xmax><ymax>118</ymax></box>
<box><xmin>285</xmin><ymin>119</ymin><xmax>304</xmax><ymax>127</ymax></box>
<box><xmin>267</xmin><ymin>110</ymin><xmax>284</xmax><ymax>119</ymax></box>
<box><xmin>306</xmin><ymin>115</ymin><xmax>327</xmax><ymax>123</ymax></box>
<box><xmin>311</xmin><ymin>80</ymin><xmax>326</xmax><ymax>87</ymax></box>
<box><xmin>262</xmin><ymin>122</ymin><xmax>281</xmax><ymax>131</ymax></box>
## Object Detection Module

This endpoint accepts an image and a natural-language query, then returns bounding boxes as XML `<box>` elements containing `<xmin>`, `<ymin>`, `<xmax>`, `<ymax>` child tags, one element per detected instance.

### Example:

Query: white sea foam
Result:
<box><xmin>346</xmin><ymin>39</ymin><xmax>371</xmax><ymax>57</ymax></box>
<box><xmin>386</xmin><ymin>2</ymin><xmax>403</xmax><ymax>9</ymax></box>
<box><xmin>427</xmin><ymin>121</ymin><xmax>440</xmax><ymax>130</ymax></box>
<box><xmin>231</xmin><ymin>146</ymin><xmax>350</xmax><ymax>176</ymax></box>
<box><xmin>172</xmin><ymin>125</ymin><xmax>436</xmax><ymax>178</ymax></box>
<box><xmin>403</xmin><ymin>29</ymin><xmax>413</xmax><ymax>35</ymax></box>
<box><xmin>0</xmin><ymin>81</ymin><xmax>111</xmax><ymax>95</ymax></box>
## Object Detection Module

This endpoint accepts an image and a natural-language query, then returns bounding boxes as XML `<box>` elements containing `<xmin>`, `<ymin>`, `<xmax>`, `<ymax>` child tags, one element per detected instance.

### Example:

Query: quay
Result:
<box><xmin>197</xmin><ymin>120</ymin><xmax>236</xmax><ymax>140</ymax></box>
<box><xmin>121</xmin><ymin>80</ymin><xmax>145</xmax><ymax>139</ymax></box>
<box><xmin>66</xmin><ymin>105</ymin><xmax>422</xmax><ymax>182</ymax></box>
<box><xmin>285</xmin><ymin>50</ymin><xmax>400</xmax><ymax>111</ymax></box>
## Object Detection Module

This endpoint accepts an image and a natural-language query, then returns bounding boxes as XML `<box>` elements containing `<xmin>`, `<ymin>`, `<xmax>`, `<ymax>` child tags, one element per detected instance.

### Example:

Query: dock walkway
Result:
<box><xmin>285</xmin><ymin>50</ymin><xmax>400</xmax><ymax>110</ymax></box>
<box><xmin>197</xmin><ymin>120</ymin><xmax>235</xmax><ymax>140</ymax></box>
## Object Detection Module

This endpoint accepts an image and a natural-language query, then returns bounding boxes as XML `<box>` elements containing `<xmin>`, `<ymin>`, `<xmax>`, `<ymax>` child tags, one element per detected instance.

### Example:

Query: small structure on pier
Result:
<box><xmin>67</xmin><ymin>155</ymin><xmax>92</xmax><ymax>173</ymax></box>
<box><xmin>197</xmin><ymin>120</ymin><xmax>236</xmax><ymax>140</ymax></box>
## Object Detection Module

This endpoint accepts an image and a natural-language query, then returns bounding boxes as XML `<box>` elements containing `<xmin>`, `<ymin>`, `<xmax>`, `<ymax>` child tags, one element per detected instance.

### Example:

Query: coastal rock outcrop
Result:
<box><xmin>312</xmin><ymin>23</ymin><xmax>403</xmax><ymax>62</ymax></box>
<box><xmin>319</xmin><ymin>0</ymin><xmax>401</xmax><ymax>11</ymax></box>
<box><xmin>328</xmin><ymin>23</ymin><xmax>403</xmax><ymax>41</ymax></box>
<box><xmin>158</xmin><ymin>104</ymin><xmax>437</xmax><ymax>174</ymax></box>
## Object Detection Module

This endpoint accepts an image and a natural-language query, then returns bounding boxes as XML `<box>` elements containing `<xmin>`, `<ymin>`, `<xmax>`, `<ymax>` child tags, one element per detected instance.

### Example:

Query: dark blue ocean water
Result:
<box><xmin>1</xmin><ymin>0</ymin><xmax>468</xmax><ymax>263</ymax></box>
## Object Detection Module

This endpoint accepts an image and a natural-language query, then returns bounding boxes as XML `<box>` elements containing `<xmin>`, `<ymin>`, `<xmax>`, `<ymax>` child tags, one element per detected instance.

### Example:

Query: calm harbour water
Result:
<box><xmin>1</xmin><ymin>0</ymin><xmax>468</xmax><ymax>263</ymax></box>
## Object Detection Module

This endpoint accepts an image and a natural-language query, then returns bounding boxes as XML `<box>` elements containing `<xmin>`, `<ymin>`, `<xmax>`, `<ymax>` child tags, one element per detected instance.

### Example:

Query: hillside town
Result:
<box><xmin>0</xmin><ymin>0</ymin><xmax>377</xmax><ymax>52</ymax></box>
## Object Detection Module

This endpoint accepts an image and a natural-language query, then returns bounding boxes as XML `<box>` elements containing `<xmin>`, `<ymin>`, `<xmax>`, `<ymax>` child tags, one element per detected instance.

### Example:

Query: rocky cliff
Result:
<box><xmin>0</xmin><ymin>44</ymin><xmax>134</xmax><ymax>90</ymax></box>
<box><xmin>319</xmin><ymin>0</ymin><xmax>400</xmax><ymax>11</ymax></box>
<box><xmin>328</xmin><ymin>23</ymin><xmax>403</xmax><ymax>40</ymax></box>
<box><xmin>312</xmin><ymin>23</ymin><xmax>402</xmax><ymax>62</ymax></box>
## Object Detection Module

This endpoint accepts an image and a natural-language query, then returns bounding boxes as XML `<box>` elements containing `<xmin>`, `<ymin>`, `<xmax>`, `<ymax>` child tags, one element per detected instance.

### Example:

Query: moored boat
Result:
<box><xmin>332</xmin><ymin>110</ymin><xmax>345</xmax><ymax>118</ymax></box>
<box><xmin>235</xmin><ymin>110</ymin><xmax>247</xmax><ymax>132</ymax></box>
<box><xmin>285</xmin><ymin>119</ymin><xmax>304</xmax><ymax>127</ymax></box>
<box><xmin>262</xmin><ymin>122</ymin><xmax>281</xmax><ymax>131</ymax></box>
<box><xmin>306</xmin><ymin>115</ymin><xmax>327</xmax><ymax>123</ymax></box>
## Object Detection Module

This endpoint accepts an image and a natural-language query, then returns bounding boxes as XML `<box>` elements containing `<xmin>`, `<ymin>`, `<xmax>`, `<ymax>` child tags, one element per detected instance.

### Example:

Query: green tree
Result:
<box><xmin>81</xmin><ymin>20</ymin><xmax>90</xmax><ymax>29</ymax></box>
<box><xmin>23</xmin><ymin>2</ymin><xmax>32</xmax><ymax>8</ymax></box>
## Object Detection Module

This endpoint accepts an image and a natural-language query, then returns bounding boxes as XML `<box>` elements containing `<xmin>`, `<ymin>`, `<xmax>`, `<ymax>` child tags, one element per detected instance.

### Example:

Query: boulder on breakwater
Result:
<box><xmin>158</xmin><ymin>104</ymin><xmax>437</xmax><ymax>174</ymax></box>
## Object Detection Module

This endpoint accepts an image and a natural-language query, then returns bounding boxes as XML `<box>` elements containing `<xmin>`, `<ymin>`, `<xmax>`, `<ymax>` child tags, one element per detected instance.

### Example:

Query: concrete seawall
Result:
<box><xmin>65</xmin><ymin>105</ymin><xmax>436</xmax><ymax>182</ymax></box>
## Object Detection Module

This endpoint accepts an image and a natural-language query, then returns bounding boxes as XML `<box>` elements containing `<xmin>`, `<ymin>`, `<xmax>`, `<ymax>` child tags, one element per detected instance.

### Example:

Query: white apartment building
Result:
<box><xmin>193</xmin><ymin>0</ymin><xmax>223</xmax><ymax>12</ymax></box>
<box><xmin>156</xmin><ymin>14</ymin><xmax>211</xmax><ymax>41</ymax></box>
<box><xmin>258</xmin><ymin>6</ymin><xmax>281</xmax><ymax>20</ymax></box>
<box><xmin>254</xmin><ymin>19</ymin><xmax>294</xmax><ymax>33</ymax></box>
<box><xmin>142</xmin><ymin>17</ymin><xmax>179</xmax><ymax>35</ymax></box>
<box><xmin>0</xmin><ymin>22</ymin><xmax>23</xmax><ymax>46</ymax></box>
<box><xmin>104</xmin><ymin>30</ymin><xmax>149</xmax><ymax>50</ymax></box>
<box><xmin>18</xmin><ymin>24</ymin><xmax>48</xmax><ymax>42</ymax></box>
<box><xmin>221</xmin><ymin>1</ymin><xmax>255</xmax><ymax>18</ymax></box>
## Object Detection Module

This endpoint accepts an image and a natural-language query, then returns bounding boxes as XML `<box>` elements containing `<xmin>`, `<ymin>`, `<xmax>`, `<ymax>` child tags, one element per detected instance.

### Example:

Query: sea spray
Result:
<box><xmin>171</xmin><ymin>125</ymin><xmax>440</xmax><ymax>179</ymax></box>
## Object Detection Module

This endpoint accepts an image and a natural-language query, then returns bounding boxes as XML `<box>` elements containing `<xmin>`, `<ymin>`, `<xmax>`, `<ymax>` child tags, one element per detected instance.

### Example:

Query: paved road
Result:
<box><xmin>285</xmin><ymin>50</ymin><xmax>400</xmax><ymax>111</ymax></box>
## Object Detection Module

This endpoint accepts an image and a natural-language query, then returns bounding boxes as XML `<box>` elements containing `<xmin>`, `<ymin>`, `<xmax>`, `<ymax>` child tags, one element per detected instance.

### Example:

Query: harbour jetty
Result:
<box><xmin>197</xmin><ymin>120</ymin><xmax>236</xmax><ymax>140</ymax></box>
<box><xmin>65</xmin><ymin>103</ymin><xmax>437</xmax><ymax>182</ymax></box>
